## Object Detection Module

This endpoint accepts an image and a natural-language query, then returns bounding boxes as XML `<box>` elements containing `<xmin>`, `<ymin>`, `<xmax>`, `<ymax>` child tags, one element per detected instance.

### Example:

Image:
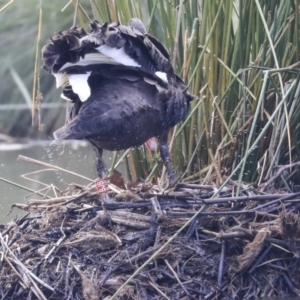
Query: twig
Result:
<box><xmin>248</xmin><ymin>244</ymin><xmax>273</xmax><ymax>274</ymax></box>
<box><xmin>61</xmin><ymin>0</ymin><xmax>72</xmax><ymax>11</ymax></box>
<box><xmin>143</xmin><ymin>192</ymin><xmax>295</xmax><ymax>203</ymax></box>
<box><xmin>25</xmin><ymin>185</ymin><xmax>53</xmax><ymax>200</ymax></box>
<box><xmin>164</xmin><ymin>259</ymin><xmax>192</xmax><ymax>298</ymax></box>
<box><xmin>128</xmin><ymin>245</ymin><xmax>161</xmax><ymax>263</ymax></box>
<box><xmin>18</xmin><ymin>155</ymin><xmax>93</xmax><ymax>181</ymax></box>
<box><xmin>267</xmin><ymin>263</ymin><xmax>289</xmax><ymax>271</ymax></box>
<box><xmin>44</xmin><ymin>216</ymin><xmax>67</xmax><ymax>260</ymax></box>
<box><xmin>147</xmin><ymin>280</ymin><xmax>170</xmax><ymax>300</ymax></box>
<box><xmin>27</xmin><ymin>196</ymin><xmax>75</xmax><ymax>206</ymax></box>
<box><xmin>260</xmin><ymin>161</ymin><xmax>300</xmax><ymax>191</ymax></box>
<box><xmin>172</xmin><ymin>0</ymin><xmax>184</xmax><ymax>68</ymax></box>
<box><xmin>0</xmin><ymin>0</ymin><xmax>14</xmax><ymax>13</ymax></box>
<box><xmin>167</xmin><ymin>210</ymin><xmax>260</xmax><ymax>216</ymax></box>
<box><xmin>250</xmin><ymin>191</ymin><xmax>300</xmax><ymax>211</ymax></box>
<box><xmin>110</xmin><ymin>202</ymin><xmax>206</xmax><ymax>299</ymax></box>
<box><xmin>0</xmin><ymin>232</ymin><xmax>54</xmax><ymax>292</ymax></box>
<box><xmin>150</xmin><ymin>196</ymin><xmax>163</xmax><ymax>215</ymax></box>
<box><xmin>21</xmin><ymin>169</ymin><xmax>55</xmax><ymax>188</ymax></box>
<box><xmin>177</xmin><ymin>183</ymin><xmax>218</xmax><ymax>190</ymax></box>
<box><xmin>15</xmin><ymin>262</ymin><xmax>47</xmax><ymax>300</ymax></box>
<box><xmin>218</xmin><ymin>240</ymin><xmax>225</xmax><ymax>286</ymax></box>
<box><xmin>185</xmin><ymin>216</ymin><xmax>200</xmax><ymax>238</ymax></box>
<box><xmin>89</xmin><ymin>0</ymin><xmax>97</xmax><ymax>20</ymax></box>
<box><xmin>0</xmin><ymin>176</ymin><xmax>48</xmax><ymax>198</ymax></box>
<box><xmin>31</xmin><ymin>0</ymin><xmax>43</xmax><ymax>125</ymax></box>
<box><xmin>73</xmin><ymin>0</ymin><xmax>79</xmax><ymax>27</ymax></box>
<box><xmin>4</xmin><ymin>256</ymin><xmax>27</xmax><ymax>290</ymax></box>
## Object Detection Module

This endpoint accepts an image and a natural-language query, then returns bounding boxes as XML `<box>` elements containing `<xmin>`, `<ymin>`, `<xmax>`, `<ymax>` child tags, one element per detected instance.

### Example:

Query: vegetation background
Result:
<box><xmin>1</xmin><ymin>0</ymin><xmax>300</xmax><ymax>191</ymax></box>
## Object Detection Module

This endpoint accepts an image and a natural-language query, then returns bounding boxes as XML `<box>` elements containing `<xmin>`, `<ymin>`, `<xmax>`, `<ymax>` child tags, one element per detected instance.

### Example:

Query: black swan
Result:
<box><xmin>42</xmin><ymin>19</ymin><xmax>195</xmax><ymax>187</ymax></box>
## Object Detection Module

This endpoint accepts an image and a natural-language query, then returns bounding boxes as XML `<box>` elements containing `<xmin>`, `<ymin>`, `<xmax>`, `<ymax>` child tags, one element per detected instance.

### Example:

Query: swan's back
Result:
<box><xmin>53</xmin><ymin>66</ymin><xmax>168</xmax><ymax>150</ymax></box>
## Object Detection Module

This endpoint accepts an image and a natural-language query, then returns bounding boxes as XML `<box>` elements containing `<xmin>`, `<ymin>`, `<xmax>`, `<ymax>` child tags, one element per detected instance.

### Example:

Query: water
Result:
<box><xmin>0</xmin><ymin>141</ymin><xmax>113</xmax><ymax>223</ymax></box>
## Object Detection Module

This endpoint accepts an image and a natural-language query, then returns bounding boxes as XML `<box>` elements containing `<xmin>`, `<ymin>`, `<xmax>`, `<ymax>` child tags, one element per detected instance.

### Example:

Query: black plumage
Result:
<box><xmin>42</xmin><ymin>27</ymin><xmax>87</xmax><ymax>74</ymax></box>
<box><xmin>42</xmin><ymin>19</ymin><xmax>195</xmax><ymax>187</ymax></box>
<box><xmin>81</xmin><ymin>20</ymin><xmax>174</xmax><ymax>77</ymax></box>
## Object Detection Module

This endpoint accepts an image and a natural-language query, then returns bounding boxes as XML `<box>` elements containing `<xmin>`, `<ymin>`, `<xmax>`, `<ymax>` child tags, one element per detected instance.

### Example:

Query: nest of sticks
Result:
<box><xmin>1</xmin><ymin>156</ymin><xmax>300</xmax><ymax>299</ymax></box>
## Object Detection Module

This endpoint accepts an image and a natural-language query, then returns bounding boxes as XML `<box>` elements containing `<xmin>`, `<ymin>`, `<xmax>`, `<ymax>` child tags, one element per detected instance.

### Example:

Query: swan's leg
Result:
<box><xmin>158</xmin><ymin>131</ymin><xmax>177</xmax><ymax>188</ymax></box>
<box><xmin>94</xmin><ymin>148</ymin><xmax>107</xmax><ymax>179</ymax></box>
<box><xmin>90</xmin><ymin>141</ymin><xmax>112</xmax><ymax>203</ymax></box>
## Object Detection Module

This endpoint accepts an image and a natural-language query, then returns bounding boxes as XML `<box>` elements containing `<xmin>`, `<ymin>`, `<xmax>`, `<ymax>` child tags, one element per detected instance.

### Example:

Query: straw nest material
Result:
<box><xmin>1</xmin><ymin>165</ymin><xmax>300</xmax><ymax>299</ymax></box>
